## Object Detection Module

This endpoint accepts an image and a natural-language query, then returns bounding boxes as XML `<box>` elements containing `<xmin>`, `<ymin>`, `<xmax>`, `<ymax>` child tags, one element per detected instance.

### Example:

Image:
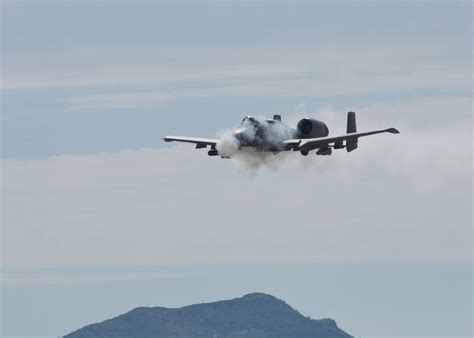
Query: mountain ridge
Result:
<box><xmin>64</xmin><ymin>292</ymin><xmax>352</xmax><ymax>338</ymax></box>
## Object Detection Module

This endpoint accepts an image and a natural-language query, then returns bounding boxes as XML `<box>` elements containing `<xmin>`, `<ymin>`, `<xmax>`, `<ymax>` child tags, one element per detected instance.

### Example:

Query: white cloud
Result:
<box><xmin>2</xmin><ymin>120</ymin><xmax>471</xmax><ymax>269</ymax></box>
<box><xmin>2</xmin><ymin>65</ymin><xmax>307</xmax><ymax>91</ymax></box>
<box><xmin>2</xmin><ymin>40</ymin><xmax>469</xmax><ymax>98</ymax></box>
<box><xmin>61</xmin><ymin>69</ymin><xmax>470</xmax><ymax>110</ymax></box>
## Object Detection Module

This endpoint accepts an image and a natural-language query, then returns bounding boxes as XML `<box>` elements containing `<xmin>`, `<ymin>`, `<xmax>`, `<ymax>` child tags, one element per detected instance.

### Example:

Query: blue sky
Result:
<box><xmin>1</xmin><ymin>1</ymin><xmax>472</xmax><ymax>337</ymax></box>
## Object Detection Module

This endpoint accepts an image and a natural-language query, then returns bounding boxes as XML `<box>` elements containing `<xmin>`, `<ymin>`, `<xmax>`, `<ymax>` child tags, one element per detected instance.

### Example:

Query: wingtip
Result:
<box><xmin>387</xmin><ymin>128</ymin><xmax>400</xmax><ymax>134</ymax></box>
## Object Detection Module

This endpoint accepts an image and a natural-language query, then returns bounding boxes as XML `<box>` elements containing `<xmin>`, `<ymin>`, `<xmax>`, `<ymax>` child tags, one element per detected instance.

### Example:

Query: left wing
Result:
<box><xmin>284</xmin><ymin>128</ymin><xmax>399</xmax><ymax>151</ymax></box>
<box><xmin>163</xmin><ymin>136</ymin><xmax>218</xmax><ymax>149</ymax></box>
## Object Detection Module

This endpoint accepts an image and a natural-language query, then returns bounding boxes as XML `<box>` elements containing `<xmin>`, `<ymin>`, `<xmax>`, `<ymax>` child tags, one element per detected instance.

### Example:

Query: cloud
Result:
<box><xmin>2</xmin><ymin>40</ymin><xmax>469</xmax><ymax>109</ymax></box>
<box><xmin>2</xmin><ymin>65</ymin><xmax>307</xmax><ymax>91</ymax></box>
<box><xmin>1</xmin><ymin>270</ymin><xmax>192</xmax><ymax>285</ymax></box>
<box><xmin>2</xmin><ymin>121</ymin><xmax>471</xmax><ymax>269</ymax></box>
<box><xmin>59</xmin><ymin>68</ymin><xmax>469</xmax><ymax>110</ymax></box>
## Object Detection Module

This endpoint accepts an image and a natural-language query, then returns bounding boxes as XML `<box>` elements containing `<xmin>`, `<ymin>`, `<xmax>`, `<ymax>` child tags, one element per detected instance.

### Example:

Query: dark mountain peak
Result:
<box><xmin>241</xmin><ymin>292</ymin><xmax>276</xmax><ymax>300</ymax></box>
<box><xmin>238</xmin><ymin>292</ymin><xmax>299</xmax><ymax>313</ymax></box>
<box><xmin>240</xmin><ymin>292</ymin><xmax>289</xmax><ymax>305</ymax></box>
<box><xmin>238</xmin><ymin>292</ymin><xmax>289</xmax><ymax>307</ymax></box>
<box><xmin>65</xmin><ymin>293</ymin><xmax>352</xmax><ymax>338</ymax></box>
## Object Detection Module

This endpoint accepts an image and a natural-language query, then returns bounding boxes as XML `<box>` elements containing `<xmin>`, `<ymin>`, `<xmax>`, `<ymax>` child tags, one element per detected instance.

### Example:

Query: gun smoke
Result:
<box><xmin>216</xmin><ymin>117</ymin><xmax>296</xmax><ymax>172</ymax></box>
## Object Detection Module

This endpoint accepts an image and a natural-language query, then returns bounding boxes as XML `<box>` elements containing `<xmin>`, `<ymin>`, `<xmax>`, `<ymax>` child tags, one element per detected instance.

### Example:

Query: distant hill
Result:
<box><xmin>64</xmin><ymin>293</ymin><xmax>352</xmax><ymax>338</ymax></box>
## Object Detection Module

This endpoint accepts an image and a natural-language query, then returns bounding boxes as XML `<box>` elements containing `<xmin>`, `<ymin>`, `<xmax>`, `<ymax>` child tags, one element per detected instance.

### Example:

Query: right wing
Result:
<box><xmin>284</xmin><ymin>128</ymin><xmax>399</xmax><ymax>151</ymax></box>
<box><xmin>163</xmin><ymin>136</ymin><xmax>218</xmax><ymax>149</ymax></box>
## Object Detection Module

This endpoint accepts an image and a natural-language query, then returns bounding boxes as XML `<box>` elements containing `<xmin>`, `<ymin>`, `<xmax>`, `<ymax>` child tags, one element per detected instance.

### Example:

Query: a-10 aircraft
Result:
<box><xmin>163</xmin><ymin>112</ymin><xmax>399</xmax><ymax>157</ymax></box>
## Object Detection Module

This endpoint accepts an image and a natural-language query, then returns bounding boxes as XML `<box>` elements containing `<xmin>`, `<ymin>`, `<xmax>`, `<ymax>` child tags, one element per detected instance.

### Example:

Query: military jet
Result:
<box><xmin>163</xmin><ymin>112</ymin><xmax>399</xmax><ymax>157</ymax></box>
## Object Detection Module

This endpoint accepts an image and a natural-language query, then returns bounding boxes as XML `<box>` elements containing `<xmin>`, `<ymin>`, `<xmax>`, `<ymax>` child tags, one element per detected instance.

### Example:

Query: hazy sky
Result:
<box><xmin>1</xmin><ymin>1</ymin><xmax>472</xmax><ymax>337</ymax></box>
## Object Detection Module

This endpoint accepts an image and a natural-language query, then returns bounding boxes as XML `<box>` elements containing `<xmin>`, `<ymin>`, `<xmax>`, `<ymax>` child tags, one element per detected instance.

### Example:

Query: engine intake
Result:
<box><xmin>297</xmin><ymin>118</ymin><xmax>329</xmax><ymax>139</ymax></box>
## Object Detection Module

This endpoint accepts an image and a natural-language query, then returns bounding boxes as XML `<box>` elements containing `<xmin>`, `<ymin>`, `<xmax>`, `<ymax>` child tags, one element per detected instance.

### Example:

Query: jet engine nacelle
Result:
<box><xmin>297</xmin><ymin>118</ymin><xmax>329</xmax><ymax>139</ymax></box>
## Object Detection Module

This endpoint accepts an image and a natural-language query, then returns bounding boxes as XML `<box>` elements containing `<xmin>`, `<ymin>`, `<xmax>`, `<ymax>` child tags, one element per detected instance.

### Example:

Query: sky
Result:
<box><xmin>1</xmin><ymin>1</ymin><xmax>473</xmax><ymax>337</ymax></box>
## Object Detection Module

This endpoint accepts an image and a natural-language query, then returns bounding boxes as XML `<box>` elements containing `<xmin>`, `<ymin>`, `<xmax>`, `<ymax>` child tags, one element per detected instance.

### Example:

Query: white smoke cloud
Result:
<box><xmin>3</xmin><ymin>125</ymin><xmax>471</xmax><ymax>269</ymax></box>
<box><xmin>234</xmin><ymin>149</ymin><xmax>292</xmax><ymax>174</ymax></box>
<box><xmin>216</xmin><ymin>129</ymin><xmax>240</xmax><ymax>158</ymax></box>
<box><xmin>215</xmin><ymin>115</ymin><xmax>298</xmax><ymax>172</ymax></box>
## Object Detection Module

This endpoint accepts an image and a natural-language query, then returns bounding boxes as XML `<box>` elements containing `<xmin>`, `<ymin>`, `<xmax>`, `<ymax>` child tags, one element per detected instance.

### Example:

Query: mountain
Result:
<box><xmin>64</xmin><ymin>293</ymin><xmax>352</xmax><ymax>338</ymax></box>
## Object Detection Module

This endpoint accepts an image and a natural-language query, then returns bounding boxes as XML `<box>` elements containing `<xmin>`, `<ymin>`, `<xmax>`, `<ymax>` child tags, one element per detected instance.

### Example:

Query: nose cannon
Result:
<box><xmin>233</xmin><ymin>127</ymin><xmax>246</xmax><ymax>139</ymax></box>
<box><xmin>233</xmin><ymin>127</ymin><xmax>253</xmax><ymax>146</ymax></box>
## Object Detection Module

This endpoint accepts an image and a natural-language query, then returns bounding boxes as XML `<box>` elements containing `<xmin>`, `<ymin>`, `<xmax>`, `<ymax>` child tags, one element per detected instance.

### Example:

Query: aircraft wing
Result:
<box><xmin>163</xmin><ymin>136</ymin><xmax>218</xmax><ymax>148</ymax></box>
<box><xmin>284</xmin><ymin>128</ymin><xmax>399</xmax><ymax>151</ymax></box>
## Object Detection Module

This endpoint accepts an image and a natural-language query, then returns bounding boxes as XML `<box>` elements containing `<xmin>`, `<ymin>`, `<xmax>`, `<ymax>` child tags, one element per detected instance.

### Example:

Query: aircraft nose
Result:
<box><xmin>233</xmin><ymin>128</ymin><xmax>246</xmax><ymax>140</ymax></box>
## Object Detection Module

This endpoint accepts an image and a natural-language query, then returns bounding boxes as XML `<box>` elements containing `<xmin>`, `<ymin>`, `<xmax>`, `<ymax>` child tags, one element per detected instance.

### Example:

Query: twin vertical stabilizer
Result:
<box><xmin>346</xmin><ymin>111</ymin><xmax>358</xmax><ymax>152</ymax></box>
